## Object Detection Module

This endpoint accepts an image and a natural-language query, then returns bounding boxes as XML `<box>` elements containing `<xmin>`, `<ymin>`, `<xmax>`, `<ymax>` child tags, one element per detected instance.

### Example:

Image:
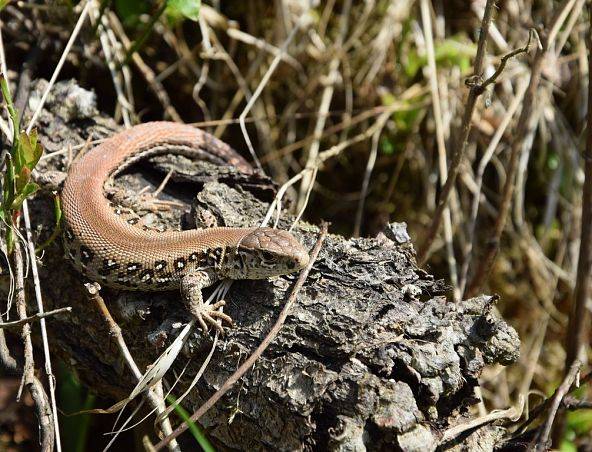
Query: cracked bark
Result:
<box><xmin>2</xmin><ymin>80</ymin><xmax>520</xmax><ymax>451</ymax></box>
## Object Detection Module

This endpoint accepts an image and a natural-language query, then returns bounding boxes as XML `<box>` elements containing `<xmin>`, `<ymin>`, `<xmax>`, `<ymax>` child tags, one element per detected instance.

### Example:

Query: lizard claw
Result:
<box><xmin>180</xmin><ymin>272</ymin><xmax>232</xmax><ymax>335</ymax></box>
<box><xmin>192</xmin><ymin>300</ymin><xmax>233</xmax><ymax>335</ymax></box>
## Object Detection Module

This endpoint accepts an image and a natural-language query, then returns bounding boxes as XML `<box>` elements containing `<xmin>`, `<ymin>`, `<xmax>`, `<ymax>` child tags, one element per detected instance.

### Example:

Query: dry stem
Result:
<box><xmin>416</xmin><ymin>0</ymin><xmax>497</xmax><ymax>265</ymax></box>
<box><xmin>84</xmin><ymin>283</ymin><xmax>180</xmax><ymax>452</ymax></box>
<box><xmin>12</xmin><ymin>243</ymin><xmax>55</xmax><ymax>451</ymax></box>
<box><xmin>564</xmin><ymin>2</ymin><xmax>592</xmax><ymax>369</ymax></box>
<box><xmin>466</xmin><ymin>0</ymin><xmax>577</xmax><ymax>296</ymax></box>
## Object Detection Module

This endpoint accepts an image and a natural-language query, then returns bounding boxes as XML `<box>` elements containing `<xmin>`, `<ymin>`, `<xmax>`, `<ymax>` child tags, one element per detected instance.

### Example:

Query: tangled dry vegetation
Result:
<box><xmin>1</xmin><ymin>0</ymin><xmax>592</xmax><ymax>450</ymax></box>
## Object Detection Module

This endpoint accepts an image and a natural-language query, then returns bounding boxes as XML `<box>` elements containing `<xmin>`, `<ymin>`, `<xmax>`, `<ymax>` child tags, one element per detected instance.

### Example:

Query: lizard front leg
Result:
<box><xmin>180</xmin><ymin>271</ymin><xmax>233</xmax><ymax>334</ymax></box>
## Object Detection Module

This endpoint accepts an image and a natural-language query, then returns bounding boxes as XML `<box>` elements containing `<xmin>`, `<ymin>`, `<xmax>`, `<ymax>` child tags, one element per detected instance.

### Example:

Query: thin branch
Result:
<box><xmin>533</xmin><ymin>359</ymin><xmax>582</xmax><ymax>450</ymax></box>
<box><xmin>459</xmin><ymin>77</ymin><xmax>529</xmax><ymax>296</ymax></box>
<box><xmin>477</xmin><ymin>29</ymin><xmax>537</xmax><ymax>93</ymax></box>
<box><xmin>510</xmin><ymin>373</ymin><xmax>591</xmax><ymax>436</ymax></box>
<box><xmin>25</xmin><ymin>0</ymin><xmax>91</xmax><ymax>134</ymax></box>
<box><xmin>154</xmin><ymin>222</ymin><xmax>329</xmax><ymax>451</ymax></box>
<box><xmin>565</xmin><ymin>2</ymin><xmax>592</xmax><ymax>369</ymax></box>
<box><xmin>0</xmin><ymin>307</ymin><xmax>71</xmax><ymax>330</ymax></box>
<box><xmin>14</xmin><ymin>6</ymin><xmax>92</xmax><ymax>449</ymax></box>
<box><xmin>416</xmin><ymin>0</ymin><xmax>497</xmax><ymax>264</ymax></box>
<box><xmin>466</xmin><ymin>0</ymin><xmax>579</xmax><ymax>296</ymax></box>
<box><xmin>563</xmin><ymin>397</ymin><xmax>592</xmax><ymax>410</ymax></box>
<box><xmin>84</xmin><ymin>283</ymin><xmax>180</xmax><ymax>452</ymax></box>
<box><xmin>13</xmin><ymin>243</ymin><xmax>55</xmax><ymax>451</ymax></box>
<box><xmin>239</xmin><ymin>16</ymin><xmax>305</xmax><ymax>173</ymax></box>
<box><xmin>22</xmin><ymin>200</ymin><xmax>63</xmax><ymax>452</ymax></box>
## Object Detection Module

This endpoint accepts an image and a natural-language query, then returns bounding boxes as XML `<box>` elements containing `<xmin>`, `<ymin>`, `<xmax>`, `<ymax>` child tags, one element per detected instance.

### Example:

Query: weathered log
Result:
<box><xmin>6</xmin><ymin>80</ymin><xmax>520</xmax><ymax>451</ymax></box>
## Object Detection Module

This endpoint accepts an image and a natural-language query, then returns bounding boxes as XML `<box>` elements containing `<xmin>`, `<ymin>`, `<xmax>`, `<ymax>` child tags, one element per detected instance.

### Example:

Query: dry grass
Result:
<box><xmin>1</xmin><ymin>0</ymin><xmax>592</xmax><ymax>449</ymax></box>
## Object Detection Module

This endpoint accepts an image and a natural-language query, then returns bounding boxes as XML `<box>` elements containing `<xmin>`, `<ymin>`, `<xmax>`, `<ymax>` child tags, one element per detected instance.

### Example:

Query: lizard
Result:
<box><xmin>61</xmin><ymin>121</ymin><xmax>310</xmax><ymax>332</ymax></box>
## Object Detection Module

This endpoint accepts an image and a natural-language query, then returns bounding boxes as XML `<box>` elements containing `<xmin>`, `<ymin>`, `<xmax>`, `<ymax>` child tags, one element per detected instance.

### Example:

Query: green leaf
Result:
<box><xmin>21</xmin><ymin>129</ymin><xmax>43</xmax><ymax>170</ymax></box>
<box><xmin>4</xmin><ymin>159</ymin><xmax>15</xmax><ymax>208</ymax></box>
<box><xmin>15</xmin><ymin>166</ymin><xmax>31</xmax><ymax>193</ymax></box>
<box><xmin>58</xmin><ymin>363</ymin><xmax>95</xmax><ymax>452</ymax></box>
<box><xmin>18</xmin><ymin>130</ymin><xmax>43</xmax><ymax>171</ymax></box>
<box><xmin>11</xmin><ymin>182</ymin><xmax>38</xmax><ymax>210</ymax></box>
<box><xmin>560</xmin><ymin>440</ymin><xmax>577</xmax><ymax>452</ymax></box>
<box><xmin>115</xmin><ymin>0</ymin><xmax>148</xmax><ymax>25</ymax></box>
<box><xmin>567</xmin><ymin>409</ymin><xmax>592</xmax><ymax>435</ymax></box>
<box><xmin>167</xmin><ymin>0</ymin><xmax>200</xmax><ymax>21</ymax></box>
<box><xmin>404</xmin><ymin>36</ymin><xmax>475</xmax><ymax>79</ymax></box>
<box><xmin>166</xmin><ymin>395</ymin><xmax>215</xmax><ymax>452</ymax></box>
<box><xmin>380</xmin><ymin>137</ymin><xmax>395</xmax><ymax>156</ymax></box>
<box><xmin>0</xmin><ymin>0</ymin><xmax>10</xmax><ymax>12</ymax></box>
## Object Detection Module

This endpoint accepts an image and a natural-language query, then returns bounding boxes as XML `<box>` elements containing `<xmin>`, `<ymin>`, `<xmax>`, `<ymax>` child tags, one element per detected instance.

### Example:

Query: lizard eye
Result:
<box><xmin>262</xmin><ymin>251</ymin><xmax>275</xmax><ymax>261</ymax></box>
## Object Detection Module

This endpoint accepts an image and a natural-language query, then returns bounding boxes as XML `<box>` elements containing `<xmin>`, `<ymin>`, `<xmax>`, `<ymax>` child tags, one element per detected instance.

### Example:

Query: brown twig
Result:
<box><xmin>563</xmin><ymin>396</ymin><xmax>592</xmax><ymax>410</ymax></box>
<box><xmin>13</xmin><ymin>244</ymin><xmax>34</xmax><ymax>396</ymax></box>
<box><xmin>477</xmin><ymin>29</ymin><xmax>537</xmax><ymax>93</ymax></box>
<box><xmin>458</xmin><ymin>77</ymin><xmax>530</xmax><ymax>296</ymax></box>
<box><xmin>533</xmin><ymin>359</ymin><xmax>582</xmax><ymax>450</ymax></box>
<box><xmin>0</xmin><ymin>306</ymin><xmax>71</xmax><ymax>329</ymax></box>
<box><xmin>107</xmin><ymin>12</ymin><xmax>182</xmax><ymax>123</ymax></box>
<box><xmin>565</xmin><ymin>3</ymin><xmax>592</xmax><ymax>371</ymax></box>
<box><xmin>84</xmin><ymin>283</ymin><xmax>180</xmax><ymax>452</ymax></box>
<box><xmin>12</xmin><ymin>243</ymin><xmax>55</xmax><ymax>451</ymax></box>
<box><xmin>154</xmin><ymin>222</ymin><xmax>329</xmax><ymax>451</ymax></box>
<box><xmin>441</xmin><ymin>396</ymin><xmax>524</xmax><ymax>445</ymax></box>
<box><xmin>548</xmin><ymin>4</ymin><xmax>592</xmax><ymax>445</ymax></box>
<box><xmin>466</xmin><ymin>0</ymin><xmax>578</xmax><ymax>297</ymax></box>
<box><xmin>510</xmin><ymin>371</ymin><xmax>590</xmax><ymax>437</ymax></box>
<box><xmin>464</xmin><ymin>50</ymin><xmax>541</xmax><ymax>296</ymax></box>
<box><xmin>416</xmin><ymin>0</ymin><xmax>497</xmax><ymax>264</ymax></box>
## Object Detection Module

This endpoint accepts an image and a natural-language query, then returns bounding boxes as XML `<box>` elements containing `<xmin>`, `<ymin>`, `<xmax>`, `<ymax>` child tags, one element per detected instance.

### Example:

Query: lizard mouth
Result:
<box><xmin>292</xmin><ymin>246</ymin><xmax>310</xmax><ymax>270</ymax></box>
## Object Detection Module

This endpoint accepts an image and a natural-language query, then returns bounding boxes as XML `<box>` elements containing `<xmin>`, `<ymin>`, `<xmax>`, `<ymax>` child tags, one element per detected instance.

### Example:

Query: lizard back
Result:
<box><xmin>61</xmin><ymin>122</ymin><xmax>261</xmax><ymax>290</ymax></box>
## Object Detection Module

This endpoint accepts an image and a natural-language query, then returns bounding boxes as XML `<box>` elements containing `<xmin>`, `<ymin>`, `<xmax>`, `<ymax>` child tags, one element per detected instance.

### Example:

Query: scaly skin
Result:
<box><xmin>61</xmin><ymin>122</ymin><xmax>309</xmax><ymax>331</ymax></box>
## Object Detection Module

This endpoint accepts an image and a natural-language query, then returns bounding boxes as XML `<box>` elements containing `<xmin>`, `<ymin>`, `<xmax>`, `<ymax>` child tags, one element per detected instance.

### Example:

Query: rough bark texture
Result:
<box><xmin>4</xmin><ymin>80</ymin><xmax>520</xmax><ymax>451</ymax></box>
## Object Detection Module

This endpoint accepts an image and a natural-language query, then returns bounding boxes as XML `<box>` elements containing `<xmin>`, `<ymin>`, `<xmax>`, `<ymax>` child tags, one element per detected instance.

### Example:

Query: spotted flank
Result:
<box><xmin>139</xmin><ymin>269</ymin><xmax>154</xmax><ymax>282</ymax></box>
<box><xmin>64</xmin><ymin>228</ymin><xmax>75</xmax><ymax>242</ymax></box>
<box><xmin>174</xmin><ymin>257</ymin><xmax>186</xmax><ymax>271</ymax></box>
<box><xmin>155</xmin><ymin>273</ymin><xmax>174</xmax><ymax>288</ymax></box>
<box><xmin>154</xmin><ymin>260</ymin><xmax>167</xmax><ymax>271</ymax></box>
<box><xmin>79</xmin><ymin>245</ymin><xmax>95</xmax><ymax>264</ymax></box>
<box><xmin>127</xmin><ymin>262</ymin><xmax>142</xmax><ymax>274</ymax></box>
<box><xmin>98</xmin><ymin>258</ymin><xmax>120</xmax><ymax>276</ymax></box>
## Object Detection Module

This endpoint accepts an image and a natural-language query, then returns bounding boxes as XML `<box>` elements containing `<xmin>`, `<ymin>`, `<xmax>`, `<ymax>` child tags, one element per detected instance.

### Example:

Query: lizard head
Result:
<box><xmin>222</xmin><ymin>228</ymin><xmax>309</xmax><ymax>279</ymax></box>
